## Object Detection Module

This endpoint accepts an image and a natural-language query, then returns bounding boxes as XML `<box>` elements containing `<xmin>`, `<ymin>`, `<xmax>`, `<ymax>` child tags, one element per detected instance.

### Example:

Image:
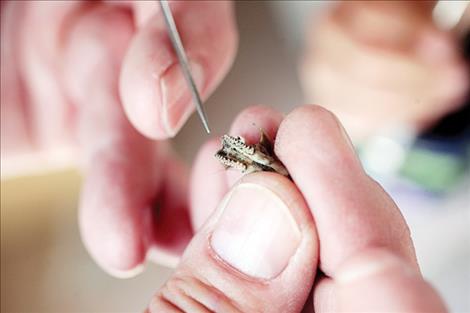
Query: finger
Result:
<box><xmin>63</xmin><ymin>5</ymin><xmax>153</xmax><ymax>276</ymax></box>
<box><xmin>1</xmin><ymin>2</ymin><xmax>32</xmax><ymax>157</ymax></box>
<box><xmin>333</xmin><ymin>249</ymin><xmax>447</xmax><ymax>312</ymax></box>
<box><xmin>275</xmin><ymin>105</ymin><xmax>447</xmax><ymax>312</ymax></box>
<box><xmin>147</xmin><ymin>150</ymin><xmax>194</xmax><ymax>269</ymax></box>
<box><xmin>149</xmin><ymin>172</ymin><xmax>318</xmax><ymax>313</ymax></box>
<box><xmin>304</xmin><ymin>16</ymin><xmax>468</xmax><ymax>101</ymax></box>
<box><xmin>17</xmin><ymin>1</ymin><xmax>83</xmax><ymax>150</ymax></box>
<box><xmin>120</xmin><ymin>1</ymin><xmax>238</xmax><ymax>139</ymax></box>
<box><xmin>313</xmin><ymin>250</ymin><xmax>447</xmax><ymax>313</ymax></box>
<box><xmin>62</xmin><ymin>6</ymin><xmax>192</xmax><ymax>276</ymax></box>
<box><xmin>302</xmin><ymin>26</ymin><xmax>467</xmax><ymax>125</ymax></box>
<box><xmin>189</xmin><ymin>105</ymin><xmax>284</xmax><ymax>231</ymax></box>
<box><xmin>301</xmin><ymin>8</ymin><xmax>469</xmax><ymax>139</ymax></box>
<box><xmin>275</xmin><ymin>105</ymin><xmax>418</xmax><ymax>275</ymax></box>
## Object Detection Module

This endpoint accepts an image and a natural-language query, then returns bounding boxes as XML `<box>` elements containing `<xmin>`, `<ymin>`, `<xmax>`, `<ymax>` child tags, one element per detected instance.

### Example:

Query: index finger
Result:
<box><xmin>274</xmin><ymin>105</ymin><xmax>419</xmax><ymax>275</ymax></box>
<box><xmin>274</xmin><ymin>105</ymin><xmax>447</xmax><ymax>312</ymax></box>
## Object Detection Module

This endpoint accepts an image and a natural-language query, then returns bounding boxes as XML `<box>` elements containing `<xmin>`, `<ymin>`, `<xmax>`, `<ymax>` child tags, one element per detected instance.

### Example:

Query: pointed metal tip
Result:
<box><xmin>202</xmin><ymin>119</ymin><xmax>211</xmax><ymax>134</ymax></box>
<box><xmin>159</xmin><ymin>0</ymin><xmax>212</xmax><ymax>135</ymax></box>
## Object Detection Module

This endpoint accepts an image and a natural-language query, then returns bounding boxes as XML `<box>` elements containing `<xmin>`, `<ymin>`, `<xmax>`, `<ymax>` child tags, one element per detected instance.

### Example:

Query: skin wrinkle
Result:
<box><xmin>175</xmin><ymin>275</ymin><xmax>241</xmax><ymax>313</ymax></box>
<box><xmin>153</xmin><ymin>294</ymin><xmax>183</xmax><ymax>313</ymax></box>
<box><xmin>198</xmin><ymin>233</ymin><xmax>263</xmax><ymax>312</ymax></box>
<box><xmin>175</xmin><ymin>277</ymin><xmax>220</xmax><ymax>311</ymax></box>
<box><xmin>169</xmin><ymin>268</ymin><xmax>246</xmax><ymax>313</ymax></box>
<box><xmin>162</xmin><ymin>278</ymin><xmax>212</xmax><ymax>313</ymax></box>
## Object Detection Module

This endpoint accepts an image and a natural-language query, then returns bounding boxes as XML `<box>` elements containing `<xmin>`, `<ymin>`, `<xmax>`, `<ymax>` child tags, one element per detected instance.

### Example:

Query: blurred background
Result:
<box><xmin>2</xmin><ymin>1</ymin><xmax>469</xmax><ymax>312</ymax></box>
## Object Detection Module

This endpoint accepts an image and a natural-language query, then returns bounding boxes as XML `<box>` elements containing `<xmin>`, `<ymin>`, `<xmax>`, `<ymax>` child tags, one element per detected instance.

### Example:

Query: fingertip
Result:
<box><xmin>120</xmin><ymin>1</ymin><xmax>238</xmax><ymax>140</ymax></box>
<box><xmin>79</xmin><ymin>211</ymin><xmax>147</xmax><ymax>278</ymax></box>
<box><xmin>78</xmin><ymin>158</ymin><xmax>151</xmax><ymax>277</ymax></box>
<box><xmin>229</xmin><ymin>105</ymin><xmax>284</xmax><ymax>143</ymax></box>
<box><xmin>79</xmin><ymin>199</ymin><xmax>147</xmax><ymax>277</ymax></box>
<box><xmin>277</xmin><ymin>105</ymin><xmax>341</xmax><ymax>142</ymax></box>
<box><xmin>276</xmin><ymin>104</ymin><xmax>359</xmax><ymax>174</ymax></box>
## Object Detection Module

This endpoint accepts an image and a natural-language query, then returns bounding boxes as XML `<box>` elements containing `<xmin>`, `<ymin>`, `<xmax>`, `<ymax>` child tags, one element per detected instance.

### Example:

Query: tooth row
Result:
<box><xmin>215</xmin><ymin>152</ymin><xmax>247</xmax><ymax>171</ymax></box>
<box><xmin>221</xmin><ymin>135</ymin><xmax>255</xmax><ymax>155</ymax></box>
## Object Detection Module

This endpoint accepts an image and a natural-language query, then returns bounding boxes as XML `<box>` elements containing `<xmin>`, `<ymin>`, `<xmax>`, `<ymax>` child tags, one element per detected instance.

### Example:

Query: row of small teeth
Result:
<box><xmin>221</xmin><ymin>135</ymin><xmax>255</xmax><ymax>155</ymax></box>
<box><xmin>214</xmin><ymin>152</ymin><xmax>247</xmax><ymax>171</ymax></box>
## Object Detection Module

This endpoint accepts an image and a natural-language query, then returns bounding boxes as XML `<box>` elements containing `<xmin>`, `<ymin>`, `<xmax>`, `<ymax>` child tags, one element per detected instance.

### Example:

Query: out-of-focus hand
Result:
<box><xmin>144</xmin><ymin>105</ymin><xmax>447</xmax><ymax>312</ymax></box>
<box><xmin>0</xmin><ymin>1</ymin><xmax>237</xmax><ymax>277</ymax></box>
<box><xmin>300</xmin><ymin>1</ymin><xmax>469</xmax><ymax>141</ymax></box>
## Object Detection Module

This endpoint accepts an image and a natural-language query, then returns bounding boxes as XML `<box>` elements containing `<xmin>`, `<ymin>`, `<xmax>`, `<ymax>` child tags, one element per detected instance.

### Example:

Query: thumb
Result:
<box><xmin>148</xmin><ymin>172</ymin><xmax>318</xmax><ymax>313</ymax></box>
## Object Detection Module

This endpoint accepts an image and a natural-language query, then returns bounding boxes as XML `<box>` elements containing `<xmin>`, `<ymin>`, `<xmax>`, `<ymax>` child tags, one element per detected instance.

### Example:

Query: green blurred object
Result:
<box><xmin>400</xmin><ymin>147</ymin><xmax>468</xmax><ymax>193</ymax></box>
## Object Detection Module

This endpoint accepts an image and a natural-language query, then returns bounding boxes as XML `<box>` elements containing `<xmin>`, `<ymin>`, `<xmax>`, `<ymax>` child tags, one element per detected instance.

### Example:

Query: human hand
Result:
<box><xmin>145</xmin><ymin>105</ymin><xmax>447</xmax><ymax>312</ymax></box>
<box><xmin>300</xmin><ymin>1</ymin><xmax>469</xmax><ymax>142</ymax></box>
<box><xmin>0</xmin><ymin>1</ymin><xmax>237</xmax><ymax>276</ymax></box>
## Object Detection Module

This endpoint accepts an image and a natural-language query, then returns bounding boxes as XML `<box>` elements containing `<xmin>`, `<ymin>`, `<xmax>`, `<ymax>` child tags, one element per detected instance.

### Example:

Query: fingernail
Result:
<box><xmin>160</xmin><ymin>60</ymin><xmax>204</xmax><ymax>136</ymax></box>
<box><xmin>210</xmin><ymin>183</ymin><xmax>301</xmax><ymax>279</ymax></box>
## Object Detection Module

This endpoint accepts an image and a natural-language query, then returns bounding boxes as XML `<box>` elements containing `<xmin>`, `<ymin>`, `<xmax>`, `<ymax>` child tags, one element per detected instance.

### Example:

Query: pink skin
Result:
<box><xmin>181</xmin><ymin>105</ymin><xmax>447</xmax><ymax>313</ymax></box>
<box><xmin>1</xmin><ymin>1</ymin><xmax>238</xmax><ymax>275</ymax></box>
<box><xmin>2</xmin><ymin>1</ymin><xmax>449</xmax><ymax>311</ymax></box>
